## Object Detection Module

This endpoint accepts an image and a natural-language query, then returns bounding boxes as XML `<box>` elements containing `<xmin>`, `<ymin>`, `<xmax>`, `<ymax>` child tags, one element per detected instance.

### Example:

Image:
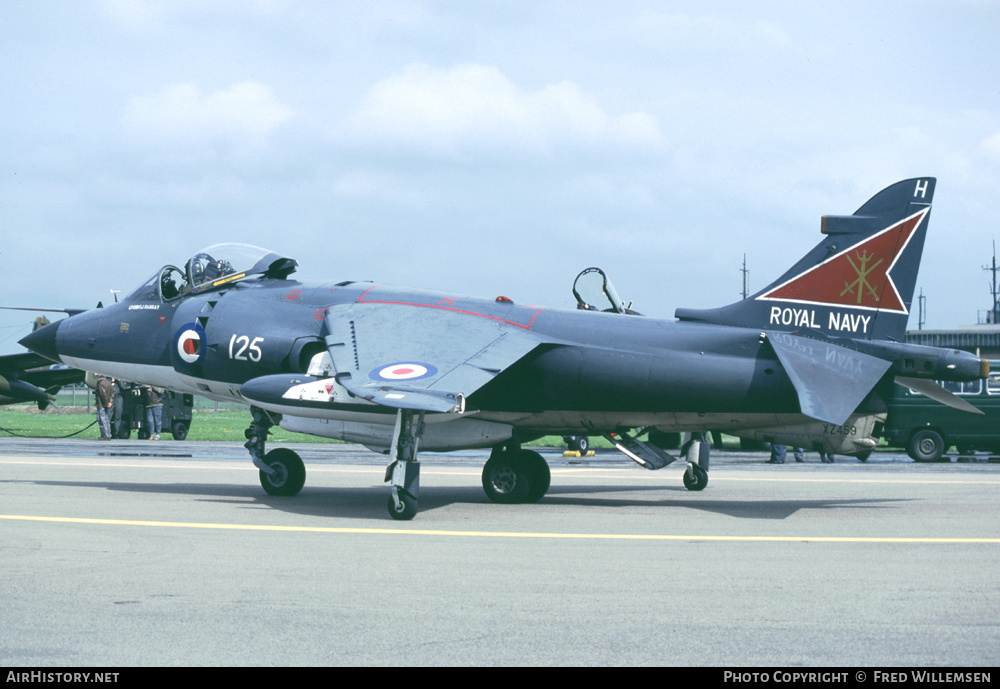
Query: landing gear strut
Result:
<box><xmin>245</xmin><ymin>407</ymin><xmax>305</xmax><ymax>496</ymax></box>
<box><xmin>385</xmin><ymin>409</ymin><xmax>424</xmax><ymax>520</ymax></box>
<box><xmin>680</xmin><ymin>434</ymin><xmax>709</xmax><ymax>491</ymax></box>
<box><xmin>602</xmin><ymin>428</ymin><xmax>710</xmax><ymax>491</ymax></box>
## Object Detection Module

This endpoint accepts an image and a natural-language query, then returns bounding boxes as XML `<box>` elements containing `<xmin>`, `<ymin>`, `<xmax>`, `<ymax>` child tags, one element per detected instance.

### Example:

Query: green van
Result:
<box><xmin>881</xmin><ymin>361</ymin><xmax>1000</xmax><ymax>461</ymax></box>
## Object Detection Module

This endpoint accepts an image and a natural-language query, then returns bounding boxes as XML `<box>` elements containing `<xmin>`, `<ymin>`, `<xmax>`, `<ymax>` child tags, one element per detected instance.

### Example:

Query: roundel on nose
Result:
<box><xmin>172</xmin><ymin>322</ymin><xmax>207</xmax><ymax>369</ymax></box>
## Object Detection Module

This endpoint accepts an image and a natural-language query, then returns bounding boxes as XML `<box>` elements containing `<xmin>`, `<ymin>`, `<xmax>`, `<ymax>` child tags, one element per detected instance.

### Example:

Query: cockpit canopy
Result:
<box><xmin>127</xmin><ymin>243</ymin><xmax>298</xmax><ymax>302</ymax></box>
<box><xmin>571</xmin><ymin>266</ymin><xmax>641</xmax><ymax>315</ymax></box>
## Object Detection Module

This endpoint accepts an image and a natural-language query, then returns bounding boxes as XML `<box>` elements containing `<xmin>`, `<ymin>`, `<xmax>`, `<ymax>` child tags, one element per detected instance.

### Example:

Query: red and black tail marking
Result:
<box><xmin>676</xmin><ymin>178</ymin><xmax>935</xmax><ymax>341</ymax></box>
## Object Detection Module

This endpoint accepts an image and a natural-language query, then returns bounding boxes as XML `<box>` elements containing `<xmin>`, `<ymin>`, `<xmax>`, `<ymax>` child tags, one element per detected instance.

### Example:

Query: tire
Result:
<box><xmin>566</xmin><ymin>436</ymin><xmax>589</xmax><ymax>453</ymax></box>
<box><xmin>482</xmin><ymin>453</ymin><xmax>532</xmax><ymax>504</ymax></box>
<box><xmin>907</xmin><ymin>429</ymin><xmax>945</xmax><ymax>462</ymax></box>
<box><xmin>520</xmin><ymin>450</ymin><xmax>551</xmax><ymax>503</ymax></box>
<box><xmin>171</xmin><ymin>421</ymin><xmax>189</xmax><ymax>441</ymax></box>
<box><xmin>387</xmin><ymin>493</ymin><xmax>418</xmax><ymax>521</ymax></box>
<box><xmin>683</xmin><ymin>464</ymin><xmax>708</xmax><ymax>491</ymax></box>
<box><xmin>259</xmin><ymin>448</ymin><xmax>306</xmax><ymax>496</ymax></box>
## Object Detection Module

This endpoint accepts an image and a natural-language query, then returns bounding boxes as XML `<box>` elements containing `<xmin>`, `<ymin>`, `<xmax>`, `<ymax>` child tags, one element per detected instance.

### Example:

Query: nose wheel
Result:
<box><xmin>259</xmin><ymin>448</ymin><xmax>306</xmax><ymax>496</ymax></box>
<box><xmin>245</xmin><ymin>407</ymin><xmax>306</xmax><ymax>497</ymax></box>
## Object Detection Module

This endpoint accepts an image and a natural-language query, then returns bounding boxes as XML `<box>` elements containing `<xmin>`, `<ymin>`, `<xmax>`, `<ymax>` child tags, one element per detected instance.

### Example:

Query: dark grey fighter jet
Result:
<box><xmin>0</xmin><ymin>317</ymin><xmax>85</xmax><ymax>409</ymax></box>
<box><xmin>20</xmin><ymin>178</ymin><xmax>987</xmax><ymax>519</ymax></box>
<box><xmin>0</xmin><ymin>352</ymin><xmax>83</xmax><ymax>409</ymax></box>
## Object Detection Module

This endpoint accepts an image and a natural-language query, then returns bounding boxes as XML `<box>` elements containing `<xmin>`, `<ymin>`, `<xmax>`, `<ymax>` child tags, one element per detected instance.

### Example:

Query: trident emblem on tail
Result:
<box><xmin>841</xmin><ymin>250</ymin><xmax>883</xmax><ymax>304</ymax></box>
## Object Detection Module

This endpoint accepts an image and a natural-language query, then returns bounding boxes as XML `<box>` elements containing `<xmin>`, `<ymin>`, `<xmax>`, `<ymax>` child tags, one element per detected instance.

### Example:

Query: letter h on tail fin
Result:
<box><xmin>676</xmin><ymin>178</ymin><xmax>935</xmax><ymax>342</ymax></box>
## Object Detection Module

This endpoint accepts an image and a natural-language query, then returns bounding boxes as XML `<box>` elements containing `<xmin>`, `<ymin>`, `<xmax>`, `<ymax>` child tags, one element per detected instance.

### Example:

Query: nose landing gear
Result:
<box><xmin>245</xmin><ymin>407</ymin><xmax>305</xmax><ymax>497</ymax></box>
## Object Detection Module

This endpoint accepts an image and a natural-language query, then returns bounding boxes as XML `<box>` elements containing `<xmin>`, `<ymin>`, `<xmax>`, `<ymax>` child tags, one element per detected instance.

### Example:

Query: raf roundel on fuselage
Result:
<box><xmin>126</xmin><ymin>243</ymin><xmax>299</xmax><ymax>303</ymax></box>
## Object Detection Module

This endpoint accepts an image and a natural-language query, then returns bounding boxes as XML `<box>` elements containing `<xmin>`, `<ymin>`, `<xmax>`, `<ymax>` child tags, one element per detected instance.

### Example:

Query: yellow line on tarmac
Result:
<box><xmin>2</xmin><ymin>514</ymin><xmax>999</xmax><ymax>543</ymax></box>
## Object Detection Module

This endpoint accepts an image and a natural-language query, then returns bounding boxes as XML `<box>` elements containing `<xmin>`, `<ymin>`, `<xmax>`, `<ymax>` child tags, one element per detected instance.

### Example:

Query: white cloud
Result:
<box><xmin>98</xmin><ymin>0</ymin><xmax>290</xmax><ymax>31</ymax></box>
<box><xmin>625</xmin><ymin>11</ymin><xmax>796</xmax><ymax>57</ymax></box>
<box><xmin>123</xmin><ymin>82</ymin><xmax>294</xmax><ymax>148</ymax></box>
<box><xmin>98</xmin><ymin>0</ymin><xmax>169</xmax><ymax>31</ymax></box>
<box><xmin>341</xmin><ymin>63</ymin><xmax>665</xmax><ymax>158</ymax></box>
<box><xmin>982</xmin><ymin>132</ymin><xmax>1000</xmax><ymax>163</ymax></box>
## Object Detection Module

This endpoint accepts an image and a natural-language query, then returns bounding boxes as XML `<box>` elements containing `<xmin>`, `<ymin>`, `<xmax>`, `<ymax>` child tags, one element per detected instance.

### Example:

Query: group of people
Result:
<box><xmin>767</xmin><ymin>444</ymin><xmax>836</xmax><ymax>464</ymax></box>
<box><xmin>93</xmin><ymin>375</ymin><xmax>163</xmax><ymax>440</ymax></box>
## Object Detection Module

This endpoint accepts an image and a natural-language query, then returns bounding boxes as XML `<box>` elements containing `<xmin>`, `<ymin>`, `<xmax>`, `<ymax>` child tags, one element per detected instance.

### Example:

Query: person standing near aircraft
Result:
<box><xmin>142</xmin><ymin>384</ymin><xmax>163</xmax><ymax>440</ymax></box>
<box><xmin>95</xmin><ymin>375</ymin><xmax>113</xmax><ymax>440</ymax></box>
<box><xmin>110</xmin><ymin>377</ymin><xmax>126</xmax><ymax>439</ymax></box>
<box><xmin>767</xmin><ymin>443</ymin><xmax>803</xmax><ymax>464</ymax></box>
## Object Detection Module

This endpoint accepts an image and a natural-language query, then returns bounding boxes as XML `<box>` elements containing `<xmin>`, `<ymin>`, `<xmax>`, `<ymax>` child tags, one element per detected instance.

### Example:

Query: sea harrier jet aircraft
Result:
<box><xmin>21</xmin><ymin>178</ymin><xmax>986</xmax><ymax>519</ymax></box>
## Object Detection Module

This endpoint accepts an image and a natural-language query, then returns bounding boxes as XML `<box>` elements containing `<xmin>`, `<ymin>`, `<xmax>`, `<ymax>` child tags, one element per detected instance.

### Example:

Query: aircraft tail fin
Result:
<box><xmin>38</xmin><ymin>385</ymin><xmax>62</xmax><ymax>411</ymax></box>
<box><xmin>675</xmin><ymin>178</ymin><xmax>935</xmax><ymax>342</ymax></box>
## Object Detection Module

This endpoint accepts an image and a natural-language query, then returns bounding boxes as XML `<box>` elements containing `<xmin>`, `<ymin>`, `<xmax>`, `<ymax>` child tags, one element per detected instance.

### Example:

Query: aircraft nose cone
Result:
<box><xmin>19</xmin><ymin>319</ymin><xmax>62</xmax><ymax>363</ymax></box>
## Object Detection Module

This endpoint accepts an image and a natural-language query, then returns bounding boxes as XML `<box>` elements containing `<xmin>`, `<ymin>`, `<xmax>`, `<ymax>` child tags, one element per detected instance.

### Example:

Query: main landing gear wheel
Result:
<box><xmin>520</xmin><ymin>450</ymin><xmax>550</xmax><ymax>503</ymax></box>
<box><xmin>482</xmin><ymin>449</ymin><xmax>551</xmax><ymax>504</ymax></box>
<box><xmin>683</xmin><ymin>463</ymin><xmax>708</xmax><ymax>491</ymax></box>
<box><xmin>259</xmin><ymin>448</ymin><xmax>306</xmax><ymax>496</ymax></box>
<box><xmin>483</xmin><ymin>453</ymin><xmax>530</xmax><ymax>503</ymax></box>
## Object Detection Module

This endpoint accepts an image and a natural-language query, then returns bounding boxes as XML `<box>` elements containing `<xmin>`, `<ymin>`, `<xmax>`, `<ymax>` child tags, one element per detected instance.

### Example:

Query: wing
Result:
<box><xmin>0</xmin><ymin>353</ymin><xmax>85</xmax><ymax>388</ymax></box>
<box><xmin>0</xmin><ymin>352</ymin><xmax>56</xmax><ymax>374</ymax></box>
<box><xmin>323</xmin><ymin>301</ymin><xmax>546</xmax><ymax>413</ymax></box>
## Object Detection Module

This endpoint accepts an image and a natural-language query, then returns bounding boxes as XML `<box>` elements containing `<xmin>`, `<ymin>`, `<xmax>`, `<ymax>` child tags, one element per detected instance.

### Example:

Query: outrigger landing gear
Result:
<box><xmin>245</xmin><ymin>407</ymin><xmax>306</xmax><ymax>496</ymax></box>
<box><xmin>681</xmin><ymin>435</ymin><xmax>709</xmax><ymax>491</ymax></box>
<box><xmin>482</xmin><ymin>438</ymin><xmax>551</xmax><ymax>504</ymax></box>
<box><xmin>385</xmin><ymin>409</ymin><xmax>424</xmax><ymax>520</ymax></box>
<box><xmin>601</xmin><ymin>428</ymin><xmax>710</xmax><ymax>491</ymax></box>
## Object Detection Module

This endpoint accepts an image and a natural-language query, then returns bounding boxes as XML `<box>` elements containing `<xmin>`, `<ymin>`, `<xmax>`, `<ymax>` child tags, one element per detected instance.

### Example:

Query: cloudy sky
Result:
<box><xmin>2</xmin><ymin>0</ymin><xmax>999</xmax><ymax>355</ymax></box>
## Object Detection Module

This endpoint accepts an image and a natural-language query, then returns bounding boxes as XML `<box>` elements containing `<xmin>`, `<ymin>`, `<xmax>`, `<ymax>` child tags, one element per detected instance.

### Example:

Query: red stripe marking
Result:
<box><xmin>357</xmin><ymin>285</ymin><xmax>382</xmax><ymax>301</ymax></box>
<box><xmin>358</xmin><ymin>297</ymin><xmax>544</xmax><ymax>330</ymax></box>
